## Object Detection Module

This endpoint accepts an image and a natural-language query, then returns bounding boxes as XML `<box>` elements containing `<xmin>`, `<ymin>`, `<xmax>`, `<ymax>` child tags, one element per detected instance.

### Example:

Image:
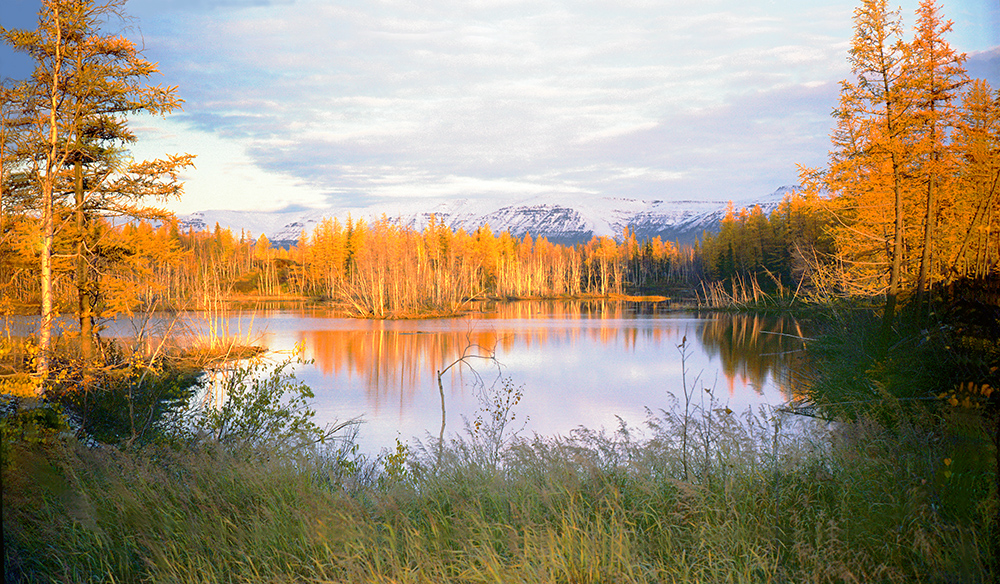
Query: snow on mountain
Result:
<box><xmin>178</xmin><ymin>186</ymin><xmax>799</xmax><ymax>247</ymax></box>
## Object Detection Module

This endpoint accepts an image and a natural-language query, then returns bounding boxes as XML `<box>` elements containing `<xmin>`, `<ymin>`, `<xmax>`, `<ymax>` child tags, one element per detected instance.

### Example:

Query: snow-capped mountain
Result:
<box><xmin>178</xmin><ymin>186</ymin><xmax>797</xmax><ymax>247</ymax></box>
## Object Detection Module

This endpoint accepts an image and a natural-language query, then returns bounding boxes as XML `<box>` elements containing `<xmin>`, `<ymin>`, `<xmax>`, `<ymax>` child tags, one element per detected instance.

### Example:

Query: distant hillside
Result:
<box><xmin>179</xmin><ymin>186</ymin><xmax>797</xmax><ymax>248</ymax></box>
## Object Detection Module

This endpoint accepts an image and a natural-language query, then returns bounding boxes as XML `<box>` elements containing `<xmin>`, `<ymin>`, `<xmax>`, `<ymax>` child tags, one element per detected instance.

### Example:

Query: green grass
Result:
<box><xmin>4</xmin><ymin>400</ymin><xmax>992</xmax><ymax>584</ymax></box>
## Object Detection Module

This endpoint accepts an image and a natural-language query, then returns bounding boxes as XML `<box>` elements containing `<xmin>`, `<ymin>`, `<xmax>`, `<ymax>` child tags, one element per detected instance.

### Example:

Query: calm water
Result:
<box><xmin>9</xmin><ymin>300</ymin><xmax>810</xmax><ymax>454</ymax></box>
<box><xmin>195</xmin><ymin>300</ymin><xmax>808</xmax><ymax>454</ymax></box>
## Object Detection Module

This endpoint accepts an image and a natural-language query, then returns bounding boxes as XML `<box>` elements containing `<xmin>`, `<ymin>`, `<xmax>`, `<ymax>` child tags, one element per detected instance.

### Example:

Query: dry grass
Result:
<box><xmin>4</xmin><ymin>398</ymin><xmax>992</xmax><ymax>584</ymax></box>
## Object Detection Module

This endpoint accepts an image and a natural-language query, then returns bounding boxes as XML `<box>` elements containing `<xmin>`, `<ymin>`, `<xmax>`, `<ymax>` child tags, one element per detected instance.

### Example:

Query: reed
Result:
<box><xmin>4</xmin><ymin>394</ymin><xmax>991</xmax><ymax>583</ymax></box>
<box><xmin>697</xmin><ymin>272</ymin><xmax>770</xmax><ymax>309</ymax></box>
<box><xmin>696</xmin><ymin>271</ymin><xmax>815</xmax><ymax>312</ymax></box>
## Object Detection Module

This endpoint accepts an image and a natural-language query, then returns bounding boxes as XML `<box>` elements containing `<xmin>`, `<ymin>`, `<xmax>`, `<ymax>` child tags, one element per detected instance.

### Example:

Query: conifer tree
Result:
<box><xmin>825</xmin><ymin>0</ymin><xmax>912</xmax><ymax>330</ymax></box>
<box><xmin>907</xmin><ymin>0</ymin><xmax>967</xmax><ymax>302</ymax></box>
<box><xmin>2</xmin><ymin>0</ymin><xmax>193</xmax><ymax>386</ymax></box>
<box><xmin>950</xmin><ymin>80</ymin><xmax>1000</xmax><ymax>278</ymax></box>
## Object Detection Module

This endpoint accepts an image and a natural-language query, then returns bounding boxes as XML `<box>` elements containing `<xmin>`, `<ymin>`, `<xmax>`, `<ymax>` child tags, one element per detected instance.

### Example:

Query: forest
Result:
<box><xmin>2</xmin><ymin>0</ymin><xmax>1000</xmax><ymax>582</ymax></box>
<box><xmin>0</xmin><ymin>211</ymin><xmax>693</xmax><ymax>318</ymax></box>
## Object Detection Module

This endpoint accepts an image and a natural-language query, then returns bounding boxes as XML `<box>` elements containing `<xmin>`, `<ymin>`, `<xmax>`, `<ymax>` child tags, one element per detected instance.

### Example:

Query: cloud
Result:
<box><xmin>131</xmin><ymin>0</ymin><xmax>296</xmax><ymax>10</ymax></box>
<box><xmin>129</xmin><ymin>115</ymin><xmax>328</xmax><ymax>214</ymax></box>
<box><xmin>109</xmin><ymin>0</ymin><xmax>1000</xmax><ymax>212</ymax></box>
<box><xmin>4</xmin><ymin>0</ymin><xmax>993</xmax><ymax>214</ymax></box>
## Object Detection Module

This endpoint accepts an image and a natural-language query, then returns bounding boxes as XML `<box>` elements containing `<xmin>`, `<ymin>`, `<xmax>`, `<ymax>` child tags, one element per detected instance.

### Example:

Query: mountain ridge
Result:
<box><xmin>178</xmin><ymin>186</ymin><xmax>798</xmax><ymax>247</ymax></box>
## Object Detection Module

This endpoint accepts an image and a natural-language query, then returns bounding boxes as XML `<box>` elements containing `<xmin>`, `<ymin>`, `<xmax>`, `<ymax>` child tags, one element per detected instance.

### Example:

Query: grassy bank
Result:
<box><xmin>4</xmin><ymin>395</ymin><xmax>992</xmax><ymax>583</ymax></box>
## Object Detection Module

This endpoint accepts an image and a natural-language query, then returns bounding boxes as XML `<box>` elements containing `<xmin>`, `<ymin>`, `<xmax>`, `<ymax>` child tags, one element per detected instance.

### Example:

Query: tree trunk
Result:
<box><xmin>38</xmin><ymin>179</ymin><xmax>53</xmax><ymax>394</ymax></box>
<box><xmin>75</xmin><ymin>158</ymin><xmax>93</xmax><ymax>363</ymax></box>
<box><xmin>881</xmin><ymin>151</ymin><xmax>904</xmax><ymax>342</ymax></box>
<box><xmin>37</xmin><ymin>11</ymin><xmax>64</xmax><ymax>395</ymax></box>
<box><xmin>917</xmin><ymin>102</ymin><xmax>939</xmax><ymax>308</ymax></box>
<box><xmin>916</xmin><ymin>165</ymin><xmax>937</xmax><ymax>307</ymax></box>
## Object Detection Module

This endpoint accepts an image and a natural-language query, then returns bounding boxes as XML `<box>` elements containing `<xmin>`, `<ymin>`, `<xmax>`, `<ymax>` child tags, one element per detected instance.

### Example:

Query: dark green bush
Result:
<box><xmin>43</xmin><ymin>342</ymin><xmax>201</xmax><ymax>445</ymax></box>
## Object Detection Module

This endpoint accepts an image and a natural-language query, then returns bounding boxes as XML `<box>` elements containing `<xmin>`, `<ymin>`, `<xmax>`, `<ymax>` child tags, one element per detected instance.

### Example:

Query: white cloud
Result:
<box><xmin>112</xmin><ymin>0</ymin><xmax>999</xmax><ymax>212</ymax></box>
<box><xmin>129</xmin><ymin>116</ymin><xmax>329</xmax><ymax>213</ymax></box>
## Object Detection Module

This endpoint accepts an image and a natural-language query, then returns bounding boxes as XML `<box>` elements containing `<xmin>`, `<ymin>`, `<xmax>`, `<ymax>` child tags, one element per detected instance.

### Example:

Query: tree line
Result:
<box><xmin>701</xmin><ymin>0</ymin><xmax>998</xmax><ymax>314</ymax></box>
<box><xmin>0</xmin><ymin>212</ymin><xmax>694</xmax><ymax>318</ymax></box>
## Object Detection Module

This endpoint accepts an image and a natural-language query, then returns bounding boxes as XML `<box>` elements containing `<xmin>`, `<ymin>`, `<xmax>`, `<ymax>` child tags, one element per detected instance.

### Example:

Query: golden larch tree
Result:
<box><xmin>824</xmin><ymin>0</ymin><xmax>913</xmax><ymax>329</ymax></box>
<box><xmin>2</xmin><ymin>0</ymin><xmax>193</xmax><ymax>386</ymax></box>
<box><xmin>907</xmin><ymin>0</ymin><xmax>967</xmax><ymax>302</ymax></box>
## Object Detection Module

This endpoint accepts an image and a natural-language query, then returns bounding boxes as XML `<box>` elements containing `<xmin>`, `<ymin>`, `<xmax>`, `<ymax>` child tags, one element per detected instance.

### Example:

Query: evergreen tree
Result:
<box><xmin>907</xmin><ymin>0</ymin><xmax>967</xmax><ymax>302</ymax></box>
<box><xmin>2</xmin><ymin>0</ymin><xmax>193</xmax><ymax>383</ymax></box>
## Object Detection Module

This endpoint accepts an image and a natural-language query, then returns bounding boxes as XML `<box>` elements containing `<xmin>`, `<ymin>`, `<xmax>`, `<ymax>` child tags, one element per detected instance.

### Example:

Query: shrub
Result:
<box><xmin>164</xmin><ymin>353</ymin><xmax>356</xmax><ymax>456</ymax></box>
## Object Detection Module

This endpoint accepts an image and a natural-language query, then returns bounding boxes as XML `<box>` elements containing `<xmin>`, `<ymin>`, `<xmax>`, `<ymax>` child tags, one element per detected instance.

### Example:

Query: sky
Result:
<box><xmin>2</xmin><ymin>0</ymin><xmax>998</xmax><ymax>215</ymax></box>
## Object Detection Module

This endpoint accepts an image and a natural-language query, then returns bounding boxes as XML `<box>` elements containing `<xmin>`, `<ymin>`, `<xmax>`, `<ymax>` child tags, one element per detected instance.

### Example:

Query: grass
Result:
<box><xmin>3</xmin><ymin>392</ymin><xmax>992</xmax><ymax>583</ymax></box>
<box><xmin>695</xmin><ymin>273</ymin><xmax>822</xmax><ymax>314</ymax></box>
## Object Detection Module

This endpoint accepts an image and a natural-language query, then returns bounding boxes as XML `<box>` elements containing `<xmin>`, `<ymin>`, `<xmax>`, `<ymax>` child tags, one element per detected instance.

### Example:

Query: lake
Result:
<box><xmin>184</xmin><ymin>300</ymin><xmax>809</xmax><ymax>454</ymax></box>
<box><xmin>6</xmin><ymin>300</ymin><xmax>810</xmax><ymax>454</ymax></box>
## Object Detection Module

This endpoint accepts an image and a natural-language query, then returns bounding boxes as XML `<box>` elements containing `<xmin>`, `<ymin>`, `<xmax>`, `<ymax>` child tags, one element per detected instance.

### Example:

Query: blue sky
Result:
<box><xmin>2</xmin><ymin>0</ymin><xmax>998</xmax><ymax>214</ymax></box>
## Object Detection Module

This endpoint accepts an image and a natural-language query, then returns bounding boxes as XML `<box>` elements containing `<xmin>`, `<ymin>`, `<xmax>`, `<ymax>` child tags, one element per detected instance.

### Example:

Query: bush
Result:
<box><xmin>0</xmin><ymin>397</ymin><xmax>71</xmax><ymax>471</ymax></box>
<box><xmin>41</xmin><ymin>343</ymin><xmax>201</xmax><ymax>445</ymax></box>
<box><xmin>163</xmin><ymin>353</ymin><xmax>356</xmax><ymax>457</ymax></box>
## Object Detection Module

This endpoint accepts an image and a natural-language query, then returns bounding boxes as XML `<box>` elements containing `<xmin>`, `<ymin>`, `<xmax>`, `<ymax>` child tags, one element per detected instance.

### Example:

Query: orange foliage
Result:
<box><xmin>0</xmin><ymin>212</ymin><xmax>690</xmax><ymax>317</ymax></box>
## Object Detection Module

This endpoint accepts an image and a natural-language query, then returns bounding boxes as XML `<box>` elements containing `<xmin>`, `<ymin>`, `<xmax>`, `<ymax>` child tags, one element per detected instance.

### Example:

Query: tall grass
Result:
<box><xmin>696</xmin><ymin>271</ymin><xmax>812</xmax><ymax>311</ymax></box>
<box><xmin>4</xmin><ymin>396</ymin><xmax>991</xmax><ymax>583</ymax></box>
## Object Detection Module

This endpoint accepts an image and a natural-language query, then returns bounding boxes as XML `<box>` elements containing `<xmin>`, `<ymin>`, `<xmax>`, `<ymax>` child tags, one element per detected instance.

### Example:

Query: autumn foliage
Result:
<box><xmin>1</xmin><ymin>0</ymin><xmax>193</xmax><ymax>389</ymax></box>
<box><xmin>0</xmin><ymin>212</ymin><xmax>690</xmax><ymax>318</ymax></box>
<box><xmin>805</xmin><ymin>0</ymin><xmax>998</xmax><ymax>304</ymax></box>
<box><xmin>701</xmin><ymin>0</ymin><xmax>998</xmax><ymax>308</ymax></box>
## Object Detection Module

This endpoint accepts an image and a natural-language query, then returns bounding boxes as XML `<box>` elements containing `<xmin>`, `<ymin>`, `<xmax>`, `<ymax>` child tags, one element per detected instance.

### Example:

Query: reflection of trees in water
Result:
<box><xmin>303</xmin><ymin>328</ymin><xmax>498</xmax><ymax>411</ymax></box>
<box><xmin>697</xmin><ymin>314</ymin><xmax>810</xmax><ymax>399</ymax></box>
<box><xmin>302</xmin><ymin>300</ymin><xmax>686</xmax><ymax>409</ymax></box>
<box><xmin>299</xmin><ymin>304</ymin><xmax>808</xmax><ymax>412</ymax></box>
<box><xmin>481</xmin><ymin>299</ymin><xmax>675</xmax><ymax>320</ymax></box>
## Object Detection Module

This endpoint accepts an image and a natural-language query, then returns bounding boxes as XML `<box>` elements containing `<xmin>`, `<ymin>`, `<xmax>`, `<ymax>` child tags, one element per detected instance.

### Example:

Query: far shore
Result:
<box><xmin>4</xmin><ymin>291</ymin><xmax>701</xmax><ymax>319</ymax></box>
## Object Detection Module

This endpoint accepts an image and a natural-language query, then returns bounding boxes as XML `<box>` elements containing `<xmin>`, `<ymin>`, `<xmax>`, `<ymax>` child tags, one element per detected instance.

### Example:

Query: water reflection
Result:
<box><xmin>275</xmin><ymin>301</ymin><xmax>811</xmax><ymax>452</ymax></box>
<box><xmin>698</xmin><ymin>313</ymin><xmax>809</xmax><ymax>399</ymax></box>
<box><xmin>300</xmin><ymin>302</ymin><xmax>807</xmax><ymax>408</ymax></box>
<box><xmin>2</xmin><ymin>301</ymin><xmax>810</xmax><ymax>453</ymax></box>
<box><xmin>302</xmin><ymin>327</ymin><xmax>498</xmax><ymax>412</ymax></box>
<box><xmin>301</xmin><ymin>301</ymin><xmax>687</xmax><ymax>407</ymax></box>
